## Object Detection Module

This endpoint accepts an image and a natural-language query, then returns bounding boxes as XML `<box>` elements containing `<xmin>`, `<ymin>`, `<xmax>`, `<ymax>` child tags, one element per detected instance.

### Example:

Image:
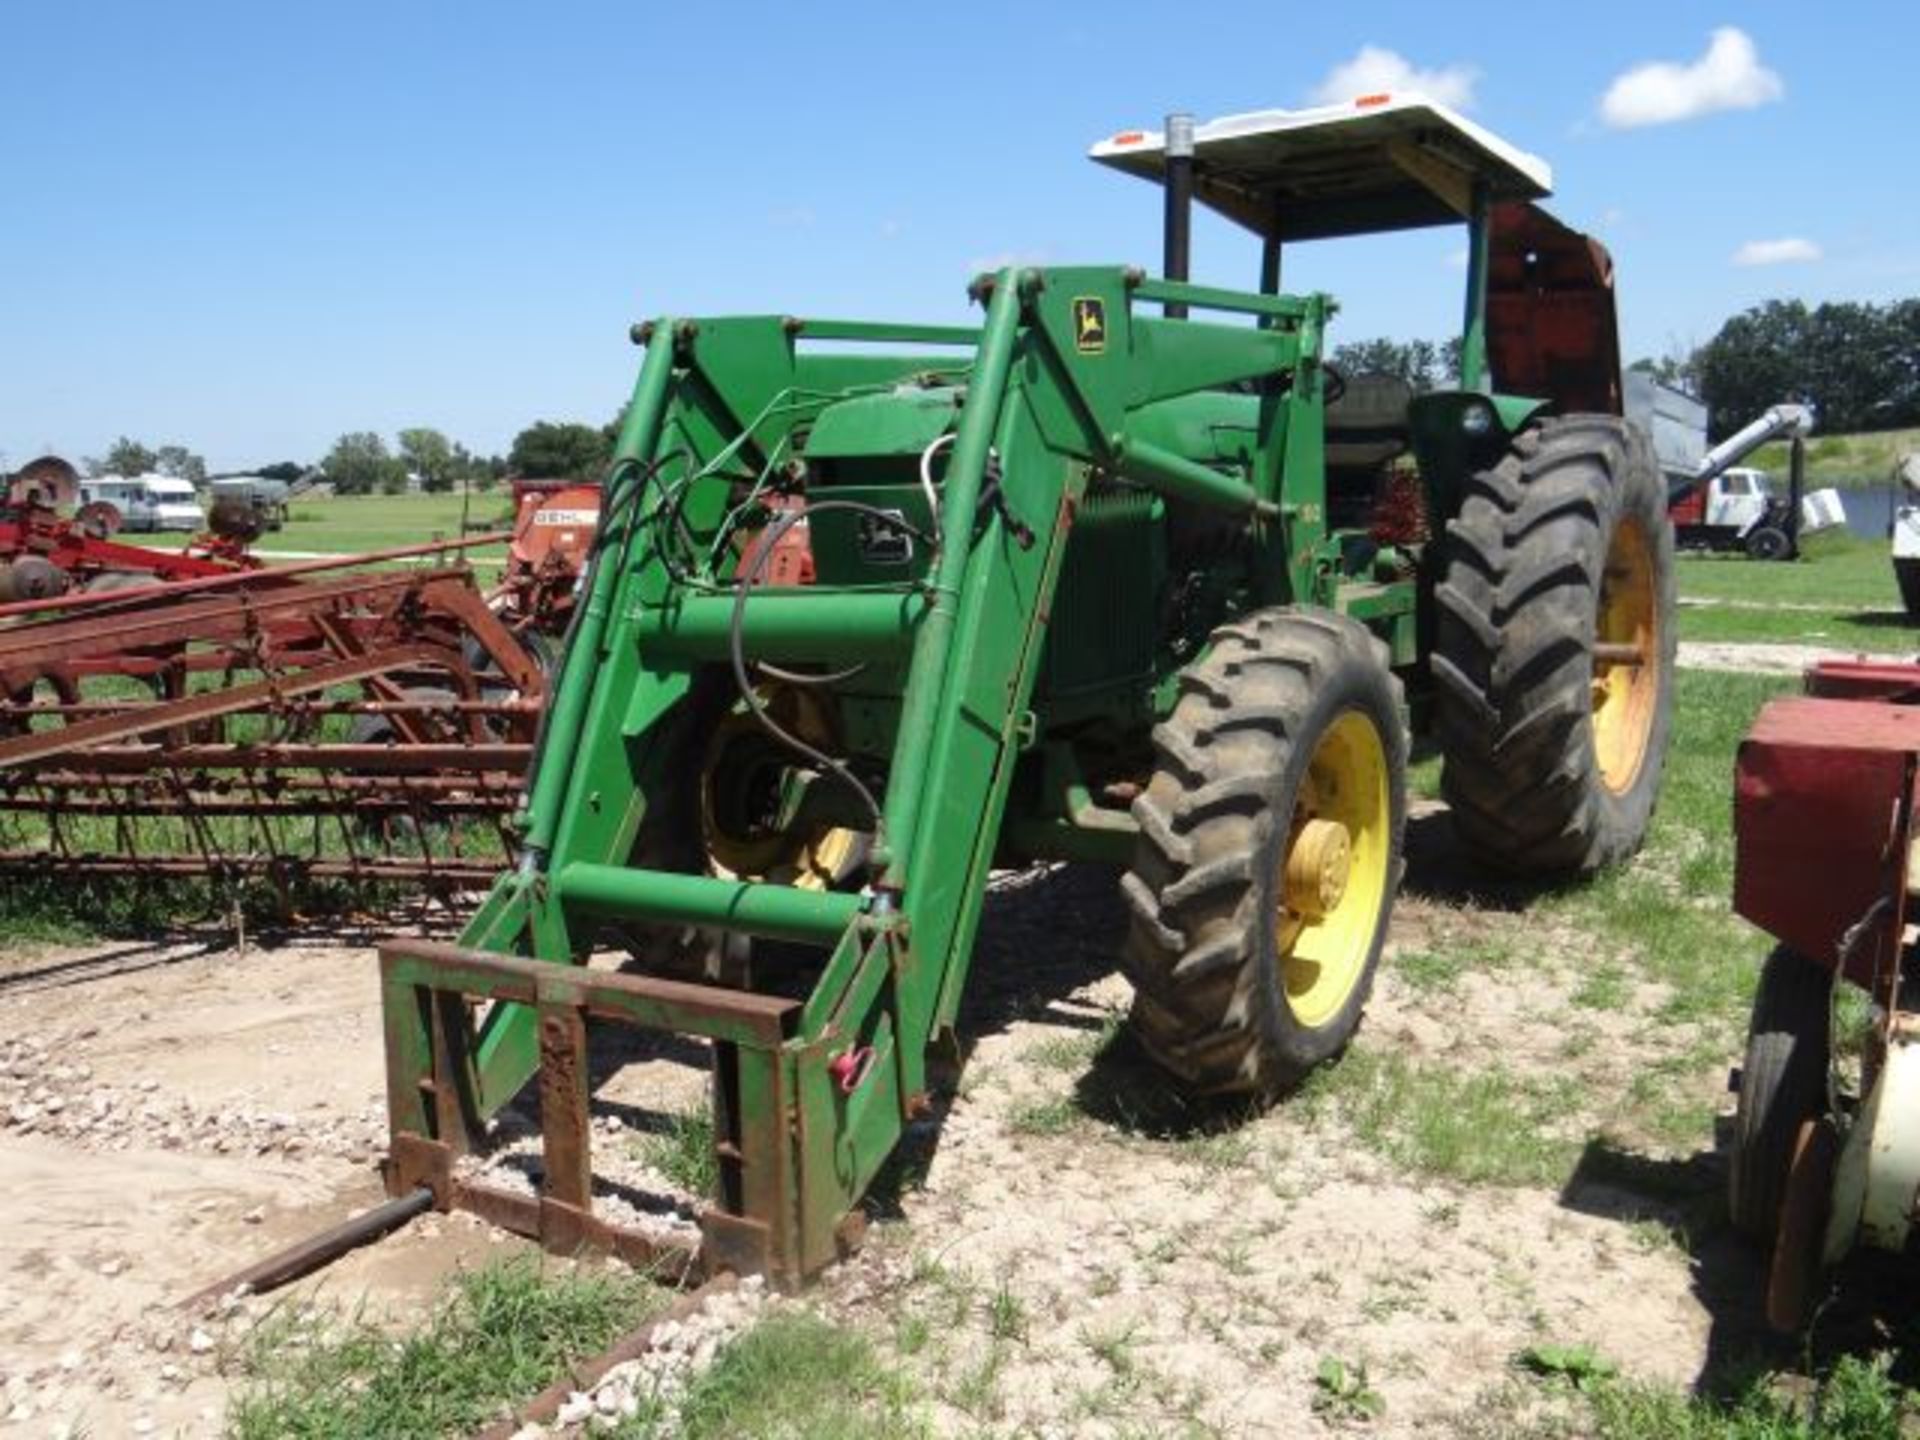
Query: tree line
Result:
<box><xmin>320</xmin><ymin>418</ymin><xmax>617</xmax><ymax>495</ymax></box>
<box><xmin>1653</xmin><ymin>298</ymin><xmax>1920</xmax><ymax>440</ymax></box>
<box><xmin>78</xmin><ymin>417</ymin><xmax>619</xmax><ymax>498</ymax></box>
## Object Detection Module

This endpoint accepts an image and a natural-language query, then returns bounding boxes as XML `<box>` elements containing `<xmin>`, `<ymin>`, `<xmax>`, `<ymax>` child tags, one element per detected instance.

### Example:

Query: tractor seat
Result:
<box><xmin>1324</xmin><ymin>373</ymin><xmax>1413</xmax><ymax>470</ymax></box>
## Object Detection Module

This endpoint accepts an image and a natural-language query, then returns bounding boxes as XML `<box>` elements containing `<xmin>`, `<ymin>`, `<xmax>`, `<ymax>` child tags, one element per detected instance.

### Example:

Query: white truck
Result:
<box><xmin>76</xmin><ymin>474</ymin><xmax>204</xmax><ymax>533</ymax></box>
<box><xmin>1672</xmin><ymin>465</ymin><xmax>1847</xmax><ymax>560</ymax></box>
<box><xmin>1632</xmin><ymin>386</ymin><xmax>1845</xmax><ymax>560</ymax></box>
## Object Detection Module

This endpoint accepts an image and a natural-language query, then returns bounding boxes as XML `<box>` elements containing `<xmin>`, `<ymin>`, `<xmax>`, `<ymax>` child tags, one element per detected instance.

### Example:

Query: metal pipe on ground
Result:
<box><xmin>178</xmin><ymin>1187</ymin><xmax>435</xmax><ymax>1312</ymax></box>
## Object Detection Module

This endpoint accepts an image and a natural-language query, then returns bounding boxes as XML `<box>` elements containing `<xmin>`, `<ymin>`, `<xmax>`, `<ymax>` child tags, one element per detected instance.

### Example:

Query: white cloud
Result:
<box><xmin>1307</xmin><ymin>45</ymin><xmax>1478</xmax><ymax>110</ymax></box>
<box><xmin>1732</xmin><ymin>237</ymin><xmax>1822</xmax><ymax>266</ymax></box>
<box><xmin>1600</xmin><ymin>27</ymin><xmax>1782</xmax><ymax>129</ymax></box>
<box><xmin>1444</xmin><ymin>247</ymin><xmax>1469</xmax><ymax>270</ymax></box>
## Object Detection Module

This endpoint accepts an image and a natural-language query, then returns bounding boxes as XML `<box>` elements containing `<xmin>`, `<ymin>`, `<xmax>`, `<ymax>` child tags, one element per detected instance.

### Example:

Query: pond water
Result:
<box><xmin>1836</xmin><ymin>482</ymin><xmax>1894</xmax><ymax>539</ymax></box>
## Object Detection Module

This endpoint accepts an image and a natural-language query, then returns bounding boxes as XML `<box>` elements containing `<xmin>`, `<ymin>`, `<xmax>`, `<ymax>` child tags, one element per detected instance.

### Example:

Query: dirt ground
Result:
<box><xmin>0</xmin><ymin>808</ymin><xmax>1782</xmax><ymax>1439</ymax></box>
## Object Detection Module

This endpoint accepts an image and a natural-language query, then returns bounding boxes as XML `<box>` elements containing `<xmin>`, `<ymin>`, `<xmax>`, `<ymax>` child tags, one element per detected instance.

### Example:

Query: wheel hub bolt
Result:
<box><xmin>1286</xmin><ymin>818</ymin><xmax>1351</xmax><ymax>918</ymax></box>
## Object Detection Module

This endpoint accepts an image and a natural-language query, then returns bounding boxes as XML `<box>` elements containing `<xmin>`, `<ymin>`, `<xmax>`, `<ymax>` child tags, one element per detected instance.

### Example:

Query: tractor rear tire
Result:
<box><xmin>1729</xmin><ymin>945</ymin><xmax>1832</xmax><ymax>1244</ymax></box>
<box><xmin>1120</xmin><ymin>608</ymin><xmax>1407</xmax><ymax>1098</ymax></box>
<box><xmin>1434</xmin><ymin>414</ymin><xmax>1676</xmax><ymax>878</ymax></box>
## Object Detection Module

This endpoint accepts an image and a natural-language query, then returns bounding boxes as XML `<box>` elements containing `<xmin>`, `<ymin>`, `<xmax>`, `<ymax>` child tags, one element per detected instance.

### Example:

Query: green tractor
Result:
<box><xmin>377</xmin><ymin>93</ymin><xmax>1675</xmax><ymax>1283</ymax></box>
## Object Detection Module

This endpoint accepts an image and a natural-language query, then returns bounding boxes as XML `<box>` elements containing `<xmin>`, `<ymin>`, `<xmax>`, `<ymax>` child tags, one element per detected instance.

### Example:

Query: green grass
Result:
<box><xmin>1572</xmin><ymin>1352</ymin><xmax>1916</xmax><ymax>1439</ymax></box>
<box><xmin>1745</xmin><ymin>425</ymin><xmax>1920</xmax><ymax>488</ymax></box>
<box><xmin>132</xmin><ymin>490</ymin><xmax>515</xmax><ymax>560</ymax></box>
<box><xmin>1676</xmin><ymin>601</ymin><xmax>1906</xmax><ymax>652</ymax></box>
<box><xmin>225</xmin><ymin>1257</ymin><xmax>662</xmax><ymax>1439</ymax></box>
<box><xmin>1305</xmin><ymin>1048</ymin><xmax>1582</xmax><ymax>1187</ymax></box>
<box><xmin>1676</xmin><ymin>531</ymin><xmax>1910</xmax><ymax>649</ymax></box>
<box><xmin>1677</xmin><ymin>530</ymin><xmax>1894</xmax><ymax>609</ymax></box>
<box><xmin>618</xmin><ymin>1311</ymin><xmax>926</xmax><ymax>1439</ymax></box>
<box><xmin>1392</xmin><ymin>934</ymin><xmax>1514</xmax><ymax>993</ymax></box>
<box><xmin>637</xmin><ymin>1107</ymin><xmax>718</xmax><ymax>1197</ymax></box>
<box><xmin>1540</xmin><ymin>669</ymin><xmax>1789</xmax><ymax>1034</ymax></box>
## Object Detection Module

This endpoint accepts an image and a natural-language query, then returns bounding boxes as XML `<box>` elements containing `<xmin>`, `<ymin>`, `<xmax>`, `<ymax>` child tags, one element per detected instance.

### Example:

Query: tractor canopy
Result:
<box><xmin>1089</xmin><ymin>93</ymin><xmax>1550</xmax><ymax>242</ymax></box>
<box><xmin>1090</xmin><ymin>93</ymin><xmax>1619</xmax><ymax>417</ymax></box>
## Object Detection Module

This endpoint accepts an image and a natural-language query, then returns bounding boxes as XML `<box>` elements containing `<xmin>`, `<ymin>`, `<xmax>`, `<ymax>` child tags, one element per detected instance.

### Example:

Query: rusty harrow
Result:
<box><xmin>0</xmin><ymin>538</ymin><xmax>545</xmax><ymax>906</ymax></box>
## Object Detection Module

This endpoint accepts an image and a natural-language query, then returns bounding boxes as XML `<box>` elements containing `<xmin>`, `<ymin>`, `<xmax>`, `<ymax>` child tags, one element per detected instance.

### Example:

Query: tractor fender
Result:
<box><xmin>1825</xmin><ymin>1020</ymin><xmax>1920</xmax><ymax>1263</ymax></box>
<box><xmin>1406</xmin><ymin>390</ymin><xmax>1554</xmax><ymax>519</ymax></box>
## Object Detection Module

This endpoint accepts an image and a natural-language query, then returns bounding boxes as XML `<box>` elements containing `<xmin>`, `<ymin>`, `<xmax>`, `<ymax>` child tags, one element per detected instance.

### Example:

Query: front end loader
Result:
<box><xmin>375</xmin><ymin>93</ymin><xmax>1676</xmax><ymax>1285</ymax></box>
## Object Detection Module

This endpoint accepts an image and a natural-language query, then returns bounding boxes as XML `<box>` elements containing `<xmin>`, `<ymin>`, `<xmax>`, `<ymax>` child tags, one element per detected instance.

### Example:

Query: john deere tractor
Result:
<box><xmin>377</xmin><ymin>94</ymin><xmax>1675</xmax><ymax>1282</ymax></box>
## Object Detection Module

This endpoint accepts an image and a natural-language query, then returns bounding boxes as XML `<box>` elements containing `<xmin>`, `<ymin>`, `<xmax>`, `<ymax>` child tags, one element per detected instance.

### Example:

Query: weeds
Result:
<box><xmin>226</xmin><ymin>1257</ymin><xmax>659</xmax><ymax>1439</ymax></box>
<box><xmin>637</xmin><ymin>1107</ymin><xmax>717</xmax><ymax>1197</ymax></box>
<box><xmin>1007</xmin><ymin>1094</ymin><xmax>1081</xmax><ymax>1137</ymax></box>
<box><xmin>1306</xmin><ymin>1048</ymin><xmax>1581</xmax><ymax>1187</ymax></box>
<box><xmin>1313</xmin><ymin>1355</ymin><xmax>1386</xmax><ymax>1424</ymax></box>
<box><xmin>633</xmin><ymin>1310</ymin><xmax>924</xmax><ymax>1439</ymax></box>
<box><xmin>985</xmin><ymin>1281</ymin><xmax>1029</xmax><ymax>1343</ymax></box>
<box><xmin>1531</xmin><ymin>1349</ymin><xmax>1919</xmax><ymax>1439</ymax></box>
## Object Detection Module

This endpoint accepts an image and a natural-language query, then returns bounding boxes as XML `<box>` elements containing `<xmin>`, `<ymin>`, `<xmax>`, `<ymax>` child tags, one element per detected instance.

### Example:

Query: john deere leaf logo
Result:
<box><xmin>1072</xmin><ymin>297</ymin><xmax>1107</xmax><ymax>354</ymax></box>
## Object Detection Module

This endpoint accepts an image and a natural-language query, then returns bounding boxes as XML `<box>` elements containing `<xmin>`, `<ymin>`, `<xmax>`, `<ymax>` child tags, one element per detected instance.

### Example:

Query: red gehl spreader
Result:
<box><xmin>1729</xmin><ymin>658</ymin><xmax>1920</xmax><ymax>1327</ymax></box>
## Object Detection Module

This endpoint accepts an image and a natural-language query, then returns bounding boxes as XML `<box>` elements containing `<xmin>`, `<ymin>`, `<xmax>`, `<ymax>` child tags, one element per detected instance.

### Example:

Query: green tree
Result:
<box><xmin>154</xmin><ymin>444</ymin><xmax>207</xmax><ymax>485</ymax></box>
<box><xmin>89</xmin><ymin>436</ymin><xmax>158</xmax><ymax>478</ymax></box>
<box><xmin>1693</xmin><ymin>297</ymin><xmax>1920</xmax><ymax>439</ymax></box>
<box><xmin>322</xmin><ymin>431</ymin><xmax>404</xmax><ymax>496</ymax></box>
<box><xmin>398</xmin><ymin>427</ymin><xmax>457</xmax><ymax>493</ymax></box>
<box><xmin>1328</xmin><ymin>337</ymin><xmax>1453</xmax><ymax>392</ymax></box>
<box><xmin>509</xmin><ymin>421</ymin><xmax>610</xmax><ymax>480</ymax></box>
<box><xmin>254</xmin><ymin>461</ymin><xmax>308</xmax><ymax>484</ymax></box>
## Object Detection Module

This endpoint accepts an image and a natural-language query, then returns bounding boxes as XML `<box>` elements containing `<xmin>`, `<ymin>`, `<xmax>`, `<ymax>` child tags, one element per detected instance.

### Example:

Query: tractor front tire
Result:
<box><xmin>1434</xmin><ymin>414</ymin><xmax>1676</xmax><ymax>878</ymax></box>
<box><xmin>1120</xmin><ymin>609</ymin><xmax>1407</xmax><ymax>1098</ymax></box>
<box><xmin>1729</xmin><ymin>945</ymin><xmax>1832</xmax><ymax>1244</ymax></box>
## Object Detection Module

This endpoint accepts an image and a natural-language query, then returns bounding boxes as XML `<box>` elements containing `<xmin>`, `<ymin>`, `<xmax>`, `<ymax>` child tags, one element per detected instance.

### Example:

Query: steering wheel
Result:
<box><xmin>1320</xmin><ymin>361</ymin><xmax>1349</xmax><ymax>408</ymax></box>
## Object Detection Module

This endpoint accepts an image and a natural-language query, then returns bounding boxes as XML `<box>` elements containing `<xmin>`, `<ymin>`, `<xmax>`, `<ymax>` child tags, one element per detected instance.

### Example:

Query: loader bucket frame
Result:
<box><xmin>379</xmin><ymin>265</ymin><xmax>1368</xmax><ymax>1283</ymax></box>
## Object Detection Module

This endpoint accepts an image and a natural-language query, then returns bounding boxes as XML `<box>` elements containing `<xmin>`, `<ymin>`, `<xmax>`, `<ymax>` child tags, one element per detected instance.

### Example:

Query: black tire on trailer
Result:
<box><xmin>345</xmin><ymin>686</ymin><xmax>460</xmax><ymax>748</ymax></box>
<box><xmin>460</xmin><ymin>624</ymin><xmax>560</xmax><ymax>683</ymax></box>
<box><xmin>1745</xmin><ymin>526</ymin><xmax>1791</xmax><ymax>562</ymax></box>
<box><xmin>345</xmin><ymin>685</ymin><xmax>460</xmax><ymax>835</ymax></box>
<box><xmin>1433</xmin><ymin>414</ymin><xmax>1677</xmax><ymax>879</ymax></box>
<box><xmin>1729</xmin><ymin>944</ymin><xmax>1832</xmax><ymax>1244</ymax></box>
<box><xmin>1120</xmin><ymin>608</ymin><xmax>1407</xmax><ymax>1098</ymax></box>
<box><xmin>1894</xmin><ymin>557</ymin><xmax>1920</xmax><ymax>620</ymax></box>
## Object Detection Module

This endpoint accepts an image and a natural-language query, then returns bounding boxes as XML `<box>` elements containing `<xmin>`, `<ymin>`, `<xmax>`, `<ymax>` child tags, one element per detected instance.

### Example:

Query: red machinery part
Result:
<box><xmin>1804</xmin><ymin>658</ymin><xmax>1920</xmax><ymax>703</ymax></box>
<box><xmin>510</xmin><ymin>482</ymin><xmax>602</xmax><ymax>574</ymax></box>
<box><xmin>1667</xmin><ymin>488</ymin><xmax>1706</xmax><ymax>527</ymax></box>
<box><xmin>1733</xmin><ymin>681</ymin><xmax>1920</xmax><ymax>987</ymax></box>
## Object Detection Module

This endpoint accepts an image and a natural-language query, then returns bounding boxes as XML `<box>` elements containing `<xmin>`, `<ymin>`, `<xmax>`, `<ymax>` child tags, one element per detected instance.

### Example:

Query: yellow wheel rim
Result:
<box><xmin>1277</xmin><ymin>709</ymin><xmax>1392</xmax><ymax>1030</ymax></box>
<box><xmin>700</xmin><ymin>687</ymin><xmax>865</xmax><ymax>891</ymax></box>
<box><xmin>1592</xmin><ymin>517</ymin><xmax>1659</xmax><ymax>794</ymax></box>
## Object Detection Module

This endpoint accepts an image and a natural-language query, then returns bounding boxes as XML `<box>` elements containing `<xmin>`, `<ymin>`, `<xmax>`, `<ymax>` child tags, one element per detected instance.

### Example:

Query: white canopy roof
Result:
<box><xmin>1089</xmin><ymin>93</ymin><xmax>1552</xmax><ymax>243</ymax></box>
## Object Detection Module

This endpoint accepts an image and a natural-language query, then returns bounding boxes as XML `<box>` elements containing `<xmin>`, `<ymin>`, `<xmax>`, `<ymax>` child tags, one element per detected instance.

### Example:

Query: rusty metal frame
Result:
<box><xmin>378</xmin><ymin>939</ymin><xmax>800</xmax><ymax>1281</ymax></box>
<box><xmin>0</xmin><ymin>559</ymin><xmax>545</xmax><ymax>895</ymax></box>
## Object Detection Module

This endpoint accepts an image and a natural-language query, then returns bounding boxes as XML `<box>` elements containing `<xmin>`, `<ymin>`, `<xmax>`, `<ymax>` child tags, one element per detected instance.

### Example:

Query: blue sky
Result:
<box><xmin>3</xmin><ymin>2</ymin><xmax>1912</xmax><ymax>472</ymax></box>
